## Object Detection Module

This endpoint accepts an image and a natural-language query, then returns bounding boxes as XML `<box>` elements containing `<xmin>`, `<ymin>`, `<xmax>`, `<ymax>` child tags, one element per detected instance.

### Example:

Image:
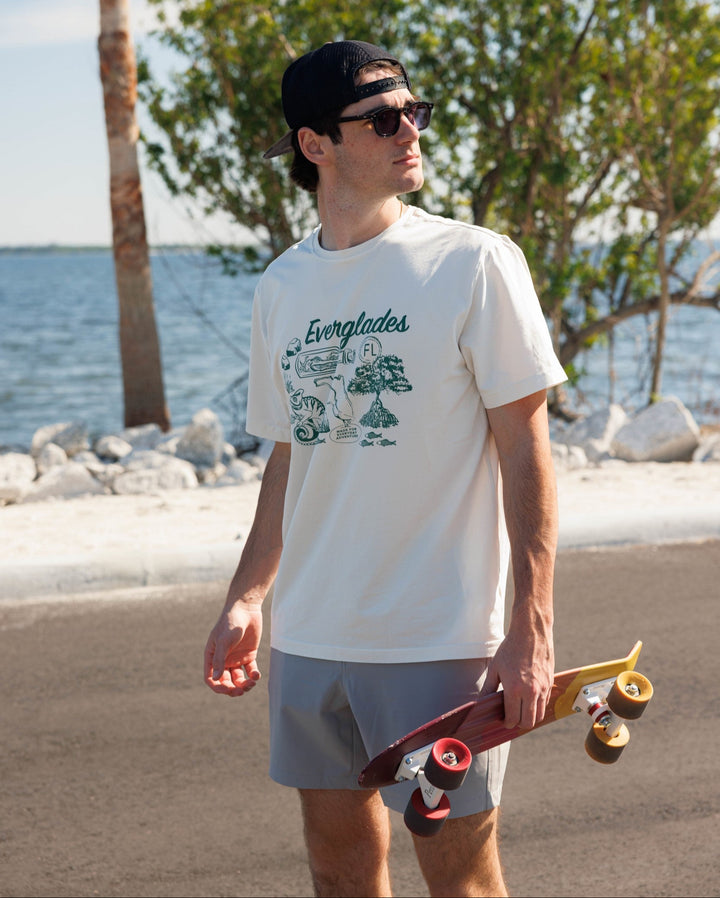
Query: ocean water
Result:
<box><xmin>1</xmin><ymin>249</ymin><xmax>719</xmax><ymax>451</ymax></box>
<box><xmin>0</xmin><ymin>250</ymin><xmax>254</xmax><ymax>450</ymax></box>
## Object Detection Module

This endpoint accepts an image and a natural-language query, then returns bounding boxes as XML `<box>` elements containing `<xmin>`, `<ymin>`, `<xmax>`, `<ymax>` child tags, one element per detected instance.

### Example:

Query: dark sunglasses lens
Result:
<box><xmin>374</xmin><ymin>108</ymin><xmax>402</xmax><ymax>136</ymax></box>
<box><xmin>411</xmin><ymin>103</ymin><xmax>432</xmax><ymax>130</ymax></box>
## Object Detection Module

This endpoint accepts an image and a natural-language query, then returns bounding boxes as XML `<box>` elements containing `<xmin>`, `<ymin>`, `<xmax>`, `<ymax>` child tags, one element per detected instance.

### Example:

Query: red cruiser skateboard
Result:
<box><xmin>358</xmin><ymin>641</ymin><xmax>653</xmax><ymax>836</ymax></box>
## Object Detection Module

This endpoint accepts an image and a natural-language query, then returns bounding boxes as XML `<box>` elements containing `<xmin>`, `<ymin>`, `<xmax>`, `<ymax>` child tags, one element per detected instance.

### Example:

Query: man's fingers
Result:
<box><xmin>478</xmin><ymin>665</ymin><xmax>500</xmax><ymax>697</ymax></box>
<box><xmin>502</xmin><ymin>692</ymin><xmax>521</xmax><ymax>729</ymax></box>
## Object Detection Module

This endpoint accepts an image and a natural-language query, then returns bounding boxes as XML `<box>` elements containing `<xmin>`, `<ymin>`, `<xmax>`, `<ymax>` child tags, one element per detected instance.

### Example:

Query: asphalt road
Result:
<box><xmin>1</xmin><ymin>540</ymin><xmax>718</xmax><ymax>897</ymax></box>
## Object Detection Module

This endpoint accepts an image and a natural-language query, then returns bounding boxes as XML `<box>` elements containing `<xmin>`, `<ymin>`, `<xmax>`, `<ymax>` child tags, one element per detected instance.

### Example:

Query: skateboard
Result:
<box><xmin>358</xmin><ymin>641</ymin><xmax>653</xmax><ymax>836</ymax></box>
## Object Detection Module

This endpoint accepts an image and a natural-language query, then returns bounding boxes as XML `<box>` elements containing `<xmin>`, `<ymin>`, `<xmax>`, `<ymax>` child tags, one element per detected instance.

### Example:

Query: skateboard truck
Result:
<box><xmin>572</xmin><ymin>677</ymin><xmax>626</xmax><ymax>738</ymax></box>
<box><xmin>396</xmin><ymin>744</ymin><xmax>434</xmax><ymax>783</ymax></box>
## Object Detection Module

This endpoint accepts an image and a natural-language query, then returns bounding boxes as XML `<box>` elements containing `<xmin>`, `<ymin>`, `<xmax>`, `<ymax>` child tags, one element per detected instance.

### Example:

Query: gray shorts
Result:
<box><xmin>268</xmin><ymin>649</ymin><xmax>510</xmax><ymax>818</ymax></box>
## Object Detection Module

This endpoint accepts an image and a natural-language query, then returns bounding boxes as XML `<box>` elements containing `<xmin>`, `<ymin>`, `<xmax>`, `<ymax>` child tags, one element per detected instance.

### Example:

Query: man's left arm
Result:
<box><xmin>483</xmin><ymin>389</ymin><xmax>559</xmax><ymax>730</ymax></box>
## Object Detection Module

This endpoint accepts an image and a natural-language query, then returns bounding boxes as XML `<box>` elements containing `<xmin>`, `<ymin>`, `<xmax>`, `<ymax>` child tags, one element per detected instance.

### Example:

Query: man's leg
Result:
<box><xmin>299</xmin><ymin>788</ymin><xmax>393</xmax><ymax>898</ymax></box>
<box><xmin>412</xmin><ymin>807</ymin><xmax>507</xmax><ymax>898</ymax></box>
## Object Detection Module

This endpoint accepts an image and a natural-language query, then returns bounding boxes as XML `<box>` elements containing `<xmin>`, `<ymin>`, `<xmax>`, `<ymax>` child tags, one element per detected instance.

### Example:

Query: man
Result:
<box><xmin>205</xmin><ymin>40</ymin><xmax>567</xmax><ymax>897</ymax></box>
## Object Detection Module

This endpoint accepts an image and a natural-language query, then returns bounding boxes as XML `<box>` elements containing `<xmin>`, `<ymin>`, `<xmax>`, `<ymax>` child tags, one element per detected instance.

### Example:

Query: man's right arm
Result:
<box><xmin>203</xmin><ymin>441</ymin><xmax>290</xmax><ymax>696</ymax></box>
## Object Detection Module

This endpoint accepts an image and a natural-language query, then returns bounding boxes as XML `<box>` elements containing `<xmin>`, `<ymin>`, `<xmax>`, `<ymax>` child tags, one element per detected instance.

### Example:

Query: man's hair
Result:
<box><xmin>289</xmin><ymin>60</ymin><xmax>406</xmax><ymax>193</ymax></box>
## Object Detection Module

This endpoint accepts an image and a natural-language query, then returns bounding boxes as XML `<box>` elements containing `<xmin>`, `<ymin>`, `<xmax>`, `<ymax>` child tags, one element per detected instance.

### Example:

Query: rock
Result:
<box><xmin>112</xmin><ymin>452</ymin><xmax>198</xmax><ymax>494</ymax></box>
<box><xmin>562</xmin><ymin>404</ymin><xmax>628</xmax><ymax>462</ymax></box>
<box><xmin>694</xmin><ymin>431</ymin><xmax>720</xmax><ymax>463</ymax></box>
<box><xmin>22</xmin><ymin>462</ymin><xmax>107</xmax><ymax>503</ymax></box>
<box><xmin>117</xmin><ymin>423</ymin><xmax>163</xmax><ymax>451</ymax></box>
<box><xmin>221</xmin><ymin>442</ymin><xmax>238</xmax><ymax>465</ymax></box>
<box><xmin>0</xmin><ymin>452</ymin><xmax>37</xmax><ymax>503</ymax></box>
<box><xmin>94</xmin><ymin>435</ymin><xmax>133</xmax><ymax>461</ymax></box>
<box><xmin>611</xmin><ymin>397</ymin><xmax>700</xmax><ymax>462</ymax></box>
<box><xmin>551</xmin><ymin>443</ymin><xmax>589</xmax><ymax>470</ymax></box>
<box><xmin>31</xmin><ymin>422</ymin><xmax>89</xmax><ymax>458</ymax></box>
<box><xmin>175</xmin><ymin>408</ymin><xmax>224</xmax><ymax>469</ymax></box>
<box><xmin>73</xmin><ymin>450</ymin><xmax>110</xmax><ymax>477</ymax></box>
<box><xmin>214</xmin><ymin>458</ymin><xmax>261</xmax><ymax>486</ymax></box>
<box><xmin>36</xmin><ymin>442</ymin><xmax>68</xmax><ymax>475</ymax></box>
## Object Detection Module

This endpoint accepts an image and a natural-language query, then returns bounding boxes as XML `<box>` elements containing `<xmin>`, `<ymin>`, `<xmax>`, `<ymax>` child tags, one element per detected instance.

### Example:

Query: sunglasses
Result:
<box><xmin>336</xmin><ymin>101</ymin><xmax>434</xmax><ymax>138</ymax></box>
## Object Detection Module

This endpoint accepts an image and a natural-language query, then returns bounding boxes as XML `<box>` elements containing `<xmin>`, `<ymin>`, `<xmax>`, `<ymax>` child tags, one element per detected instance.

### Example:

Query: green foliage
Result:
<box><xmin>348</xmin><ymin>353</ymin><xmax>412</xmax><ymax>428</ymax></box>
<box><xmin>140</xmin><ymin>0</ymin><xmax>406</xmax><ymax>258</ymax></box>
<box><xmin>139</xmin><ymin>0</ymin><xmax>720</xmax><ymax>405</ymax></box>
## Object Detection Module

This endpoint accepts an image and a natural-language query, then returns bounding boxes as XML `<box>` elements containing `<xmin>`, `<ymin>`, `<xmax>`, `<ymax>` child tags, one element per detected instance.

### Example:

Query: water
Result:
<box><xmin>0</xmin><ymin>249</ymin><xmax>254</xmax><ymax>449</ymax></box>
<box><xmin>1</xmin><ymin>249</ymin><xmax>719</xmax><ymax>451</ymax></box>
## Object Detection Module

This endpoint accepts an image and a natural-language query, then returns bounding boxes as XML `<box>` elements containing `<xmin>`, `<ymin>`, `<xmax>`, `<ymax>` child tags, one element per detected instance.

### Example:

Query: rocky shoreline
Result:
<box><xmin>1</xmin><ymin>397</ymin><xmax>719</xmax><ymax>506</ymax></box>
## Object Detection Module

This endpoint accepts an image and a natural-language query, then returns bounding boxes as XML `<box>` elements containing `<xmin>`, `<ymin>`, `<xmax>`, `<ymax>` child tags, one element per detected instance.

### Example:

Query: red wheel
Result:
<box><xmin>423</xmin><ymin>738</ymin><xmax>472</xmax><ymax>791</ymax></box>
<box><xmin>404</xmin><ymin>788</ymin><xmax>451</xmax><ymax>837</ymax></box>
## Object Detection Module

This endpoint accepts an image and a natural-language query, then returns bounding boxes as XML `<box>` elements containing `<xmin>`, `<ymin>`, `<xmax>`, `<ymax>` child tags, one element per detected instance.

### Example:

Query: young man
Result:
<box><xmin>205</xmin><ymin>40</ymin><xmax>567</xmax><ymax>897</ymax></box>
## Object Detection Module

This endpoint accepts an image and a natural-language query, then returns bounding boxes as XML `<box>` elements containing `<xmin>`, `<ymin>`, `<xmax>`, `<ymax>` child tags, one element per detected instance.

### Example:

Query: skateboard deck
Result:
<box><xmin>359</xmin><ymin>641</ymin><xmax>646</xmax><ymax>789</ymax></box>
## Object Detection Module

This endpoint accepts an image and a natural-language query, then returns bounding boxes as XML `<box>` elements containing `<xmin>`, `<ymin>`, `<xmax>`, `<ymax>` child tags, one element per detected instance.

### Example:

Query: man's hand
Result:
<box><xmin>204</xmin><ymin>604</ymin><xmax>263</xmax><ymax>697</ymax></box>
<box><xmin>480</xmin><ymin>625</ymin><xmax>554</xmax><ymax>730</ymax></box>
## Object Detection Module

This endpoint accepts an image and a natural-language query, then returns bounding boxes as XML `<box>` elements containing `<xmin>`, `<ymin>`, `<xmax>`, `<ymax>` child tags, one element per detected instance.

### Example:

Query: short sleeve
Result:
<box><xmin>459</xmin><ymin>236</ymin><xmax>566</xmax><ymax>408</ymax></box>
<box><xmin>245</xmin><ymin>284</ymin><xmax>292</xmax><ymax>442</ymax></box>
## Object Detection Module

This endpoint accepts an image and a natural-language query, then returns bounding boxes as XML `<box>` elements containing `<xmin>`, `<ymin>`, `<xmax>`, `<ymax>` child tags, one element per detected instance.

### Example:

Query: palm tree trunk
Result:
<box><xmin>98</xmin><ymin>0</ymin><xmax>170</xmax><ymax>431</ymax></box>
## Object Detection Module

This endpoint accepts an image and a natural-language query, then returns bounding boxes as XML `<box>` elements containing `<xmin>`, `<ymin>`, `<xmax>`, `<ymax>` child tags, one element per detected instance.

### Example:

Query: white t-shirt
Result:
<box><xmin>246</xmin><ymin>206</ymin><xmax>566</xmax><ymax>663</ymax></box>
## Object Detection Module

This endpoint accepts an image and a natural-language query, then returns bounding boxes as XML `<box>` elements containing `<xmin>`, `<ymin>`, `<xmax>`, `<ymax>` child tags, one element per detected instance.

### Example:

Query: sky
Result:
<box><xmin>0</xmin><ymin>0</ymin><xmax>239</xmax><ymax>246</ymax></box>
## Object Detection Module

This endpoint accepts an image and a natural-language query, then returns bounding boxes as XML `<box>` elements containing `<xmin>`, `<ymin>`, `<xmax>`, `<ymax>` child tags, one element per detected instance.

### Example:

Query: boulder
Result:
<box><xmin>214</xmin><ymin>457</ymin><xmax>261</xmax><ymax>486</ymax></box>
<box><xmin>117</xmin><ymin>423</ymin><xmax>163</xmax><ymax>451</ymax></box>
<box><xmin>36</xmin><ymin>442</ymin><xmax>68</xmax><ymax>475</ymax></box>
<box><xmin>31</xmin><ymin>421</ymin><xmax>89</xmax><ymax>458</ymax></box>
<box><xmin>693</xmin><ymin>431</ymin><xmax>720</xmax><ymax>463</ymax></box>
<box><xmin>0</xmin><ymin>452</ymin><xmax>37</xmax><ymax>503</ymax></box>
<box><xmin>562</xmin><ymin>404</ymin><xmax>628</xmax><ymax>462</ymax></box>
<box><xmin>22</xmin><ymin>461</ymin><xmax>107</xmax><ymax>502</ymax></box>
<box><xmin>611</xmin><ymin>397</ymin><xmax>700</xmax><ymax>462</ymax></box>
<box><xmin>112</xmin><ymin>452</ymin><xmax>198</xmax><ymax>494</ymax></box>
<box><xmin>175</xmin><ymin>408</ymin><xmax>224</xmax><ymax>469</ymax></box>
<box><xmin>551</xmin><ymin>442</ymin><xmax>589</xmax><ymax>470</ymax></box>
<box><xmin>94</xmin><ymin>434</ymin><xmax>133</xmax><ymax>461</ymax></box>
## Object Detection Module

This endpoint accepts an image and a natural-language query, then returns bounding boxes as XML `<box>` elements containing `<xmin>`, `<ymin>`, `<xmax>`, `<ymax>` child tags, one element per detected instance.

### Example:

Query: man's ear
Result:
<box><xmin>297</xmin><ymin>127</ymin><xmax>333</xmax><ymax>168</ymax></box>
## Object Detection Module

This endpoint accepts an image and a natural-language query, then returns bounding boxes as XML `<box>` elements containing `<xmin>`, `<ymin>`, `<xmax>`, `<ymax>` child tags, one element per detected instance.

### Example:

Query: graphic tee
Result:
<box><xmin>246</xmin><ymin>206</ymin><xmax>567</xmax><ymax>662</ymax></box>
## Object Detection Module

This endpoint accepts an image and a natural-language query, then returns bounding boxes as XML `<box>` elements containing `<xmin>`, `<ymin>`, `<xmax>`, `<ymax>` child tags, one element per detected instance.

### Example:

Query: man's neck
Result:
<box><xmin>317</xmin><ymin>195</ymin><xmax>405</xmax><ymax>251</ymax></box>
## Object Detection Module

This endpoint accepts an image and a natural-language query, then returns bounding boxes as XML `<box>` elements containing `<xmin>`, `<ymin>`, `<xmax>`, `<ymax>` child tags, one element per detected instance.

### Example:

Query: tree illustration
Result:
<box><xmin>347</xmin><ymin>355</ymin><xmax>412</xmax><ymax>428</ymax></box>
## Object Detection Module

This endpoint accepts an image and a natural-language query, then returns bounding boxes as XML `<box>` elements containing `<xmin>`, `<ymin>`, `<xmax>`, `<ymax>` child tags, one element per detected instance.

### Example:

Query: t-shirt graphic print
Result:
<box><xmin>282</xmin><ymin>308</ymin><xmax>412</xmax><ymax>447</ymax></box>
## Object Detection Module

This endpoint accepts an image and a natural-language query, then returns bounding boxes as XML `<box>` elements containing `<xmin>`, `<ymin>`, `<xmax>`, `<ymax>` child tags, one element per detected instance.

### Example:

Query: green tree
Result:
<box><xmin>139</xmin><ymin>0</ymin><xmax>405</xmax><ymax>267</ymax></box>
<box><xmin>348</xmin><ymin>354</ymin><xmax>412</xmax><ymax>428</ymax></box>
<box><xmin>138</xmin><ymin>0</ymin><xmax>720</xmax><ymax>413</ymax></box>
<box><xmin>599</xmin><ymin>0</ymin><xmax>720</xmax><ymax>403</ymax></box>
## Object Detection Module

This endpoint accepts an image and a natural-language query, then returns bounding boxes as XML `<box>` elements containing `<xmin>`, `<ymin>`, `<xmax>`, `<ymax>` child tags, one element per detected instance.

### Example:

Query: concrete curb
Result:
<box><xmin>558</xmin><ymin>511</ymin><xmax>720</xmax><ymax>551</ymax></box>
<box><xmin>0</xmin><ymin>543</ymin><xmax>241</xmax><ymax>601</ymax></box>
<box><xmin>2</xmin><ymin>511</ymin><xmax>720</xmax><ymax>602</ymax></box>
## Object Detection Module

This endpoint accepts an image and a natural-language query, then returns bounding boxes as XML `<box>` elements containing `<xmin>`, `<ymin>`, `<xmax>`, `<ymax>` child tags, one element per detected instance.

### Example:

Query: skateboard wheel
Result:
<box><xmin>607</xmin><ymin>670</ymin><xmax>653</xmax><ymax>720</ymax></box>
<box><xmin>404</xmin><ymin>788</ymin><xmax>451</xmax><ymax>837</ymax></box>
<box><xmin>423</xmin><ymin>738</ymin><xmax>472</xmax><ymax>791</ymax></box>
<box><xmin>585</xmin><ymin>721</ymin><xmax>630</xmax><ymax>764</ymax></box>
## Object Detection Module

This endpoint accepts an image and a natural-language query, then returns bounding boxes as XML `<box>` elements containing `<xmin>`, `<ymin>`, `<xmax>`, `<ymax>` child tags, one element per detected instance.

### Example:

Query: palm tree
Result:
<box><xmin>98</xmin><ymin>0</ymin><xmax>170</xmax><ymax>431</ymax></box>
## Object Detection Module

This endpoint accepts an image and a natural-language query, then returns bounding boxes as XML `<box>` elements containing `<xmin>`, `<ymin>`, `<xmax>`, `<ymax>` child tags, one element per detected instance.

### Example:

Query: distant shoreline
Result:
<box><xmin>0</xmin><ymin>244</ymin><xmax>209</xmax><ymax>255</ymax></box>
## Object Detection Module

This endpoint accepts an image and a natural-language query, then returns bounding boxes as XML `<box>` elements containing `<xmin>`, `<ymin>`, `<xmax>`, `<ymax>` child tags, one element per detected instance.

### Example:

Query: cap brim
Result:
<box><xmin>263</xmin><ymin>130</ymin><xmax>294</xmax><ymax>159</ymax></box>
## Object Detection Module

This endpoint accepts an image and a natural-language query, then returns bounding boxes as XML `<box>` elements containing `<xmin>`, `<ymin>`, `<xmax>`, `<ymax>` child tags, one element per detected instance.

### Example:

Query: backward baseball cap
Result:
<box><xmin>263</xmin><ymin>40</ymin><xmax>411</xmax><ymax>159</ymax></box>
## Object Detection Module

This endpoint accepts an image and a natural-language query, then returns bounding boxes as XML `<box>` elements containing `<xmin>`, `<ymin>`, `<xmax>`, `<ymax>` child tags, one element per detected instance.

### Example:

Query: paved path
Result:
<box><xmin>1</xmin><ymin>540</ymin><xmax>718</xmax><ymax>897</ymax></box>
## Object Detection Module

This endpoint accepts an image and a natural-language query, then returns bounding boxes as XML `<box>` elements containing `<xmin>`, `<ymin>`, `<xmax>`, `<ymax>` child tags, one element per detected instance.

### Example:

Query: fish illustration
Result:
<box><xmin>378</xmin><ymin>438</ymin><xmax>397</xmax><ymax>446</ymax></box>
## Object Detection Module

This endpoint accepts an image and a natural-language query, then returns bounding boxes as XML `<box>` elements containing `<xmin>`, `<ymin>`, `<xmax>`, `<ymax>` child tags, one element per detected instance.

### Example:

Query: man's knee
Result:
<box><xmin>412</xmin><ymin>807</ymin><xmax>507</xmax><ymax>898</ymax></box>
<box><xmin>299</xmin><ymin>789</ymin><xmax>393</xmax><ymax>897</ymax></box>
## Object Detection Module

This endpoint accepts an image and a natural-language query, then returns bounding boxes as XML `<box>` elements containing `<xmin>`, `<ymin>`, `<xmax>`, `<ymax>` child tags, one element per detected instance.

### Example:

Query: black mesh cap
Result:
<box><xmin>263</xmin><ymin>40</ymin><xmax>411</xmax><ymax>159</ymax></box>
